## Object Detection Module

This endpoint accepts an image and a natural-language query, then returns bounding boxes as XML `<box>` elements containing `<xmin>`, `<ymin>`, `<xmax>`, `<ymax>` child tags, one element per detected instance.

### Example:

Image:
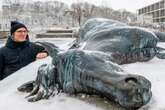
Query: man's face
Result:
<box><xmin>13</xmin><ymin>27</ymin><xmax>28</xmax><ymax>42</ymax></box>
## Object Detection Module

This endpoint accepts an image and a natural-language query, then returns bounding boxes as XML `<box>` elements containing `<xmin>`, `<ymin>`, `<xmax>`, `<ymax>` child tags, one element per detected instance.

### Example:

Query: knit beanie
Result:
<box><xmin>10</xmin><ymin>21</ymin><xmax>27</xmax><ymax>35</ymax></box>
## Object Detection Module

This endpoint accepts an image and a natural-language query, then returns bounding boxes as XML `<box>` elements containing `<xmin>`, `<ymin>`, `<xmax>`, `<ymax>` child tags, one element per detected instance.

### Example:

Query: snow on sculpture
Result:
<box><xmin>18</xmin><ymin>18</ymin><xmax>165</xmax><ymax>109</ymax></box>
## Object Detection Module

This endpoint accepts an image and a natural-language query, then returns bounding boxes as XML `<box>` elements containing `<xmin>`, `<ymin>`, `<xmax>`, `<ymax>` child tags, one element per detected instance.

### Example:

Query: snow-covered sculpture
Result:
<box><xmin>18</xmin><ymin>18</ymin><xmax>165</xmax><ymax>109</ymax></box>
<box><xmin>72</xmin><ymin>18</ymin><xmax>165</xmax><ymax>64</ymax></box>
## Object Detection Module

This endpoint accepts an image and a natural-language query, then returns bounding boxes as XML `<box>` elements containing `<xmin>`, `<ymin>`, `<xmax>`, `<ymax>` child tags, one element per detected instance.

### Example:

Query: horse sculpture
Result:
<box><xmin>18</xmin><ymin>18</ymin><xmax>165</xmax><ymax>109</ymax></box>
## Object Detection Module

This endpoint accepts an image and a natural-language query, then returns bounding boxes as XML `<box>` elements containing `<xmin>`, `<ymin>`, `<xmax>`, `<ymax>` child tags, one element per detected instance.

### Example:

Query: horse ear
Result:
<box><xmin>35</xmin><ymin>41</ymin><xmax>59</xmax><ymax>58</ymax></box>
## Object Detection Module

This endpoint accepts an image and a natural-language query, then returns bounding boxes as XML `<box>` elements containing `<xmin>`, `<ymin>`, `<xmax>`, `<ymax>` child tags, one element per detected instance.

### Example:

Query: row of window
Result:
<box><xmin>152</xmin><ymin>9</ymin><xmax>165</xmax><ymax>17</ymax></box>
<box><xmin>139</xmin><ymin>9</ymin><xmax>165</xmax><ymax>19</ymax></box>
<box><xmin>138</xmin><ymin>0</ymin><xmax>165</xmax><ymax>14</ymax></box>
<box><xmin>153</xmin><ymin>18</ymin><xmax>165</xmax><ymax>22</ymax></box>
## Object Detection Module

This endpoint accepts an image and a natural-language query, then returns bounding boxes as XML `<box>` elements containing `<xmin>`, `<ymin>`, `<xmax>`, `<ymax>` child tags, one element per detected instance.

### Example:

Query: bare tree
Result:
<box><xmin>71</xmin><ymin>3</ymin><xmax>83</xmax><ymax>26</ymax></box>
<box><xmin>81</xmin><ymin>2</ymin><xmax>95</xmax><ymax>22</ymax></box>
<box><xmin>2</xmin><ymin>0</ymin><xmax>137</xmax><ymax>29</ymax></box>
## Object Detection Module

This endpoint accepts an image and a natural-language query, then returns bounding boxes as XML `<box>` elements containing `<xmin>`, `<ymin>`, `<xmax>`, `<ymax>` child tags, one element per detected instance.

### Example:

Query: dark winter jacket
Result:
<box><xmin>0</xmin><ymin>36</ymin><xmax>46</xmax><ymax>80</ymax></box>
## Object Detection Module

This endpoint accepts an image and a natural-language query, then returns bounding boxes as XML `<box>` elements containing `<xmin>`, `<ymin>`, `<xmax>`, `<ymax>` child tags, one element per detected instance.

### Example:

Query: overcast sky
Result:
<box><xmin>0</xmin><ymin>0</ymin><xmax>161</xmax><ymax>13</ymax></box>
<box><xmin>55</xmin><ymin>0</ymin><xmax>161</xmax><ymax>13</ymax></box>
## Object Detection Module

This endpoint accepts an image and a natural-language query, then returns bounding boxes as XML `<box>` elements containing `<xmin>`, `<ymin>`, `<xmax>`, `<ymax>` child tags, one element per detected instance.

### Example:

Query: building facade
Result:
<box><xmin>0</xmin><ymin>11</ymin><xmax>10</xmax><ymax>31</ymax></box>
<box><xmin>138</xmin><ymin>0</ymin><xmax>165</xmax><ymax>23</ymax></box>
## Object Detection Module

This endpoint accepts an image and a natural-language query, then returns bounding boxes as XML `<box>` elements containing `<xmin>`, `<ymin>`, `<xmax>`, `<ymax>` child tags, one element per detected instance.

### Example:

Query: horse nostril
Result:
<box><xmin>125</xmin><ymin>77</ymin><xmax>138</xmax><ymax>83</ymax></box>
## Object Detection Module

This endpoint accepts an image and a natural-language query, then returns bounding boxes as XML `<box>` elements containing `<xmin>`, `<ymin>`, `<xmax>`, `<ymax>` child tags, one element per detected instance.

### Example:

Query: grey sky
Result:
<box><xmin>65</xmin><ymin>0</ymin><xmax>160</xmax><ymax>11</ymax></box>
<box><xmin>33</xmin><ymin>0</ymin><xmax>161</xmax><ymax>13</ymax></box>
<box><xmin>0</xmin><ymin>0</ymin><xmax>161</xmax><ymax>13</ymax></box>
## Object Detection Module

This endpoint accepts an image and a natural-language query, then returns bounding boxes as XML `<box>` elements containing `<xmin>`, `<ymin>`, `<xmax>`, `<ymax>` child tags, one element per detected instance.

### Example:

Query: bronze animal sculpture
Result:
<box><xmin>72</xmin><ymin>18</ymin><xmax>165</xmax><ymax>64</ymax></box>
<box><xmin>18</xmin><ymin>18</ymin><xmax>165</xmax><ymax>109</ymax></box>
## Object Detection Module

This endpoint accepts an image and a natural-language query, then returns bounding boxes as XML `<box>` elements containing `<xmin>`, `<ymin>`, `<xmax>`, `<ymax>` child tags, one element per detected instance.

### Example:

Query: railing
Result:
<box><xmin>0</xmin><ymin>31</ymin><xmax>9</xmax><ymax>39</ymax></box>
<box><xmin>36</xmin><ymin>28</ymin><xmax>78</xmax><ymax>38</ymax></box>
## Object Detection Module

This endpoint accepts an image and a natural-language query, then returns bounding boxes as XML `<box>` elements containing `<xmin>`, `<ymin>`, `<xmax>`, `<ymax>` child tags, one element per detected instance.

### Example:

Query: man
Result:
<box><xmin>0</xmin><ymin>21</ymin><xmax>48</xmax><ymax>80</ymax></box>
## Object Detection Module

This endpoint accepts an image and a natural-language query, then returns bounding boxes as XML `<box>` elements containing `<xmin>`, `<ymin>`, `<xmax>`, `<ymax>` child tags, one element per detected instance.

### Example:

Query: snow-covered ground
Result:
<box><xmin>0</xmin><ymin>38</ymin><xmax>165</xmax><ymax>110</ymax></box>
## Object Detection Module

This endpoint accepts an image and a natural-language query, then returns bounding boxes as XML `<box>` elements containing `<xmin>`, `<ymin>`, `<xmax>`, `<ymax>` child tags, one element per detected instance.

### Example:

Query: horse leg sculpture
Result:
<box><xmin>18</xmin><ymin>64</ymin><xmax>57</xmax><ymax>102</ymax></box>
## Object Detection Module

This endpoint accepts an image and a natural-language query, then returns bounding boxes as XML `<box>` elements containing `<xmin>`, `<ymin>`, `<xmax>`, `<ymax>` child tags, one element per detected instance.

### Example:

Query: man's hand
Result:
<box><xmin>36</xmin><ymin>52</ymin><xmax>48</xmax><ymax>59</ymax></box>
